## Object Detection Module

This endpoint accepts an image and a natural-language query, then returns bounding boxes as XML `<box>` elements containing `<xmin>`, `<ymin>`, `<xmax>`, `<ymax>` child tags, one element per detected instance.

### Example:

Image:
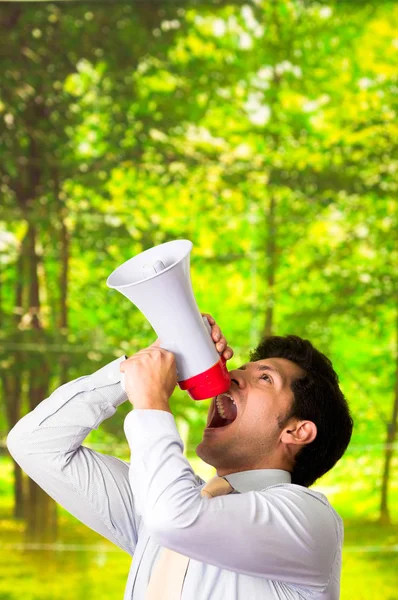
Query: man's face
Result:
<box><xmin>196</xmin><ymin>357</ymin><xmax>306</xmax><ymax>475</ymax></box>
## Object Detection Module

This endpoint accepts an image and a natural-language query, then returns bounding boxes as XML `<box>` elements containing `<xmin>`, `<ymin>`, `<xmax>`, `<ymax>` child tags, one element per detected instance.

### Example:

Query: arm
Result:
<box><xmin>124</xmin><ymin>410</ymin><xmax>341</xmax><ymax>591</ymax></box>
<box><xmin>6</xmin><ymin>356</ymin><xmax>139</xmax><ymax>556</ymax></box>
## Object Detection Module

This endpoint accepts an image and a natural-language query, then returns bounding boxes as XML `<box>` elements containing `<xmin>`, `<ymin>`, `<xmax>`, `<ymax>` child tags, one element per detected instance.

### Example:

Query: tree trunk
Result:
<box><xmin>58</xmin><ymin>175</ymin><xmax>70</xmax><ymax>385</ymax></box>
<box><xmin>25</xmin><ymin>360</ymin><xmax>57</xmax><ymax>543</ymax></box>
<box><xmin>3</xmin><ymin>373</ymin><xmax>25</xmax><ymax>519</ymax></box>
<box><xmin>24</xmin><ymin>222</ymin><xmax>57</xmax><ymax>542</ymax></box>
<box><xmin>264</xmin><ymin>195</ymin><xmax>277</xmax><ymax>337</ymax></box>
<box><xmin>2</xmin><ymin>232</ymin><xmax>29</xmax><ymax>519</ymax></box>
<box><xmin>379</xmin><ymin>314</ymin><xmax>398</xmax><ymax>524</ymax></box>
<box><xmin>59</xmin><ymin>217</ymin><xmax>69</xmax><ymax>332</ymax></box>
<box><xmin>13</xmin><ymin>454</ymin><xmax>25</xmax><ymax>520</ymax></box>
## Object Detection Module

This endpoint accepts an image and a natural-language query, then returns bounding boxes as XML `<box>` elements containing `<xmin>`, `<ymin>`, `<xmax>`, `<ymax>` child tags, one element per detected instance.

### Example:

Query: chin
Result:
<box><xmin>195</xmin><ymin>441</ymin><xmax>217</xmax><ymax>467</ymax></box>
<box><xmin>195</xmin><ymin>441</ymin><xmax>208</xmax><ymax>462</ymax></box>
<box><xmin>196</xmin><ymin>442</ymin><xmax>229</xmax><ymax>471</ymax></box>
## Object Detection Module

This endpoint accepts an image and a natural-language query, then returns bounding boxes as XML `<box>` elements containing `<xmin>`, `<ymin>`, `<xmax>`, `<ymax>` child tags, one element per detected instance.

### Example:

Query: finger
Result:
<box><xmin>201</xmin><ymin>312</ymin><xmax>215</xmax><ymax>326</ymax></box>
<box><xmin>129</xmin><ymin>348</ymin><xmax>160</xmax><ymax>360</ymax></box>
<box><xmin>136</xmin><ymin>341</ymin><xmax>163</xmax><ymax>355</ymax></box>
<box><xmin>216</xmin><ymin>339</ymin><xmax>227</xmax><ymax>352</ymax></box>
<box><xmin>135</xmin><ymin>348</ymin><xmax>153</xmax><ymax>355</ymax></box>
<box><xmin>211</xmin><ymin>324</ymin><xmax>222</xmax><ymax>342</ymax></box>
<box><xmin>223</xmin><ymin>346</ymin><xmax>234</xmax><ymax>360</ymax></box>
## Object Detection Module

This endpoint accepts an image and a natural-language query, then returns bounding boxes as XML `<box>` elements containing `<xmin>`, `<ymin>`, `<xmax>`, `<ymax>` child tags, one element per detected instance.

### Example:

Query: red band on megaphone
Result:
<box><xmin>178</xmin><ymin>356</ymin><xmax>231</xmax><ymax>401</ymax></box>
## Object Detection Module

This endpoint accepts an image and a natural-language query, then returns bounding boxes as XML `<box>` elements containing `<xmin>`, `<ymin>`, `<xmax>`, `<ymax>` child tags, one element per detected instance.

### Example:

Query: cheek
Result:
<box><xmin>241</xmin><ymin>404</ymin><xmax>264</xmax><ymax>428</ymax></box>
<box><xmin>242</xmin><ymin>402</ymin><xmax>279</xmax><ymax>434</ymax></box>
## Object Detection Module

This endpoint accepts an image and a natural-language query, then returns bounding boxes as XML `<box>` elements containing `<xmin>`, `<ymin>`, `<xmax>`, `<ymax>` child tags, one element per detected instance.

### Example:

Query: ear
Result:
<box><xmin>280</xmin><ymin>420</ymin><xmax>317</xmax><ymax>447</ymax></box>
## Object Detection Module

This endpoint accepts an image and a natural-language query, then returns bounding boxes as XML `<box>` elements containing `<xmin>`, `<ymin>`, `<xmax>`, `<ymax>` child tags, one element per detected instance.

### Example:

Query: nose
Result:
<box><xmin>229</xmin><ymin>369</ymin><xmax>247</xmax><ymax>390</ymax></box>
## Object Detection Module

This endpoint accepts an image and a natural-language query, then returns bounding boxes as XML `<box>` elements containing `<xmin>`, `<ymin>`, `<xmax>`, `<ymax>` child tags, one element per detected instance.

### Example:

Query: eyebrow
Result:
<box><xmin>239</xmin><ymin>363</ymin><xmax>285</xmax><ymax>385</ymax></box>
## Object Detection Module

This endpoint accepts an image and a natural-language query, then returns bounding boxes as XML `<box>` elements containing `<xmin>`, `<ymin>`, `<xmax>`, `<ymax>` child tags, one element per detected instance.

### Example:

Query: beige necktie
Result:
<box><xmin>145</xmin><ymin>476</ymin><xmax>234</xmax><ymax>600</ymax></box>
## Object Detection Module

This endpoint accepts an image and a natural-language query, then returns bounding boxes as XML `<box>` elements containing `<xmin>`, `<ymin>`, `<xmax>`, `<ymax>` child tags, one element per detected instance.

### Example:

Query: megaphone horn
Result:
<box><xmin>106</xmin><ymin>239</ymin><xmax>231</xmax><ymax>400</ymax></box>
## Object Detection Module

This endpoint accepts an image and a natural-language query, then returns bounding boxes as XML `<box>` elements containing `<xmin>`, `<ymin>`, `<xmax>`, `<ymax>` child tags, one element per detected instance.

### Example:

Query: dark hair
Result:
<box><xmin>249</xmin><ymin>335</ymin><xmax>353</xmax><ymax>488</ymax></box>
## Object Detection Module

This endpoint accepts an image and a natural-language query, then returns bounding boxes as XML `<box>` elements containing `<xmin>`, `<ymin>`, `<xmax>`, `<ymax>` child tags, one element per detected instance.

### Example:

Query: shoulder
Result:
<box><xmin>266</xmin><ymin>483</ymin><xmax>340</xmax><ymax>514</ymax></box>
<box><xmin>264</xmin><ymin>483</ymin><xmax>343</xmax><ymax>545</ymax></box>
<box><xmin>263</xmin><ymin>484</ymin><xmax>342</xmax><ymax>583</ymax></box>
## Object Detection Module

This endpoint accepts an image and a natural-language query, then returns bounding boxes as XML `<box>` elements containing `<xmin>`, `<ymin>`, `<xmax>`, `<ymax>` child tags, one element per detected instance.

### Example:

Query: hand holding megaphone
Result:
<box><xmin>200</xmin><ymin>312</ymin><xmax>234</xmax><ymax>361</ymax></box>
<box><xmin>119</xmin><ymin>313</ymin><xmax>234</xmax><ymax>396</ymax></box>
<box><xmin>120</xmin><ymin>340</ymin><xmax>177</xmax><ymax>410</ymax></box>
<box><xmin>120</xmin><ymin>315</ymin><xmax>234</xmax><ymax>405</ymax></box>
<box><xmin>107</xmin><ymin>240</ymin><xmax>232</xmax><ymax>400</ymax></box>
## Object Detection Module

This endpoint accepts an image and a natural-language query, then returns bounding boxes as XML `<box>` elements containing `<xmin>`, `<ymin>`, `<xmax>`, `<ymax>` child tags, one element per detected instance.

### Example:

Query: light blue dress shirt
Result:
<box><xmin>7</xmin><ymin>356</ymin><xmax>343</xmax><ymax>599</ymax></box>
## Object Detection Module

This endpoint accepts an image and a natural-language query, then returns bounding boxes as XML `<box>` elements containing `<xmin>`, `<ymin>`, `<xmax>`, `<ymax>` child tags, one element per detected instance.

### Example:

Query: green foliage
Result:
<box><xmin>0</xmin><ymin>0</ymin><xmax>397</xmax><ymax>597</ymax></box>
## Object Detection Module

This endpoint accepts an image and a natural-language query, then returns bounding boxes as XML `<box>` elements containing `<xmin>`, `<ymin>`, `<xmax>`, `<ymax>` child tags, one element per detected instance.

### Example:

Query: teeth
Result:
<box><xmin>224</xmin><ymin>393</ymin><xmax>236</xmax><ymax>405</ymax></box>
<box><xmin>216</xmin><ymin>396</ymin><xmax>227</xmax><ymax>419</ymax></box>
<box><xmin>215</xmin><ymin>394</ymin><xmax>236</xmax><ymax>419</ymax></box>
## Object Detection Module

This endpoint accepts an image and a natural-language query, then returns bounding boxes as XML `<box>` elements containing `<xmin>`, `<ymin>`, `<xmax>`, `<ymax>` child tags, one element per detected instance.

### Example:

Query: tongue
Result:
<box><xmin>208</xmin><ymin>396</ymin><xmax>237</xmax><ymax>428</ymax></box>
<box><xmin>209</xmin><ymin>411</ymin><xmax>234</xmax><ymax>428</ymax></box>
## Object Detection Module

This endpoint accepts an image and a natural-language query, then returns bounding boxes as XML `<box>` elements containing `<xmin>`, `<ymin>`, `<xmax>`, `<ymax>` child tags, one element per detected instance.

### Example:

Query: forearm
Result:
<box><xmin>5</xmin><ymin>356</ymin><xmax>140</xmax><ymax>556</ymax></box>
<box><xmin>7</xmin><ymin>356</ymin><xmax>128</xmax><ymax>459</ymax></box>
<box><xmin>123</xmin><ymin>409</ymin><xmax>199</xmax><ymax>523</ymax></box>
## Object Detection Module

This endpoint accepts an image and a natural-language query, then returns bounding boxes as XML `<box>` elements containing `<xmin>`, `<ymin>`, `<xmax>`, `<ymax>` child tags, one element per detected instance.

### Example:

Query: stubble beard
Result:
<box><xmin>196</xmin><ymin>430</ymin><xmax>275</xmax><ymax>472</ymax></box>
<box><xmin>197</xmin><ymin>421</ymin><xmax>286</xmax><ymax>474</ymax></box>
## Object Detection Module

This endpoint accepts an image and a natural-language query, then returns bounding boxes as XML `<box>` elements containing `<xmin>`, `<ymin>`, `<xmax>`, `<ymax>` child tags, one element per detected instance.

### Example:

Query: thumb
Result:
<box><xmin>150</xmin><ymin>338</ymin><xmax>161</xmax><ymax>348</ymax></box>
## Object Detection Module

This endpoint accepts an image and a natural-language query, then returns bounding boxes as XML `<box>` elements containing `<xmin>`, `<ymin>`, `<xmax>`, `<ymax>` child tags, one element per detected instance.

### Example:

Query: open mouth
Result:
<box><xmin>206</xmin><ymin>393</ymin><xmax>238</xmax><ymax>430</ymax></box>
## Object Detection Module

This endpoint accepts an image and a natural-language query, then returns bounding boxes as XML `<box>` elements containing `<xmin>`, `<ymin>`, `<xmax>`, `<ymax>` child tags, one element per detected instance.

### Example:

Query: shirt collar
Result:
<box><xmin>222</xmin><ymin>469</ymin><xmax>291</xmax><ymax>493</ymax></box>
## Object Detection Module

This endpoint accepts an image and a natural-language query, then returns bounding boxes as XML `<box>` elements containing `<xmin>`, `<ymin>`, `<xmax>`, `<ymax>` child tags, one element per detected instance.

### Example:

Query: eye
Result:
<box><xmin>259</xmin><ymin>374</ymin><xmax>272</xmax><ymax>383</ymax></box>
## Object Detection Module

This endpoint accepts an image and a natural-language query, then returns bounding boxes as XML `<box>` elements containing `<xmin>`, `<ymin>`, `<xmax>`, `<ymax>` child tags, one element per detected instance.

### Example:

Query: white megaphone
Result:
<box><xmin>106</xmin><ymin>239</ymin><xmax>231</xmax><ymax>400</ymax></box>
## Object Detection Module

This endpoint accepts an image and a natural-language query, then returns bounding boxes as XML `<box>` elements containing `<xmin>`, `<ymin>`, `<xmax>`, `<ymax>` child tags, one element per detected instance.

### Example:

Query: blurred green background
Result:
<box><xmin>0</xmin><ymin>1</ymin><xmax>397</xmax><ymax>599</ymax></box>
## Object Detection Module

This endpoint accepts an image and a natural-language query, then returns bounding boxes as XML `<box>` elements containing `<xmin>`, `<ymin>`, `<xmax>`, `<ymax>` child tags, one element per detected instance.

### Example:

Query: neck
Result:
<box><xmin>215</xmin><ymin>453</ymin><xmax>292</xmax><ymax>477</ymax></box>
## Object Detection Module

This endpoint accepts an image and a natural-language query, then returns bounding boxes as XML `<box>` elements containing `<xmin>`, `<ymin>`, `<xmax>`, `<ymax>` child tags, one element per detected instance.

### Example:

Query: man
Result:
<box><xmin>7</xmin><ymin>314</ymin><xmax>353</xmax><ymax>599</ymax></box>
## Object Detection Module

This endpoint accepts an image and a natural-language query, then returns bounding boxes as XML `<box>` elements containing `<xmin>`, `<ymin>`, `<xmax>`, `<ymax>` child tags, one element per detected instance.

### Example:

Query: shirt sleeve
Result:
<box><xmin>6</xmin><ymin>356</ymin><xmax>139</xmax><ymax>556</ymax></box>
<box><xmin>124</xmin><ymin>409</ymin><xmax>340</xmax><ymax>592</ymax></box>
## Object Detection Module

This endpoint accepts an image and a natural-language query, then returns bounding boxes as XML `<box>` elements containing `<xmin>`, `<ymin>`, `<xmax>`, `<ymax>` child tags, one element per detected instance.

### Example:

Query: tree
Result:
<box><xmin>0</xmin><ymin>0</ymin><xmax>256</xmax><ymax>540</ymax></box>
